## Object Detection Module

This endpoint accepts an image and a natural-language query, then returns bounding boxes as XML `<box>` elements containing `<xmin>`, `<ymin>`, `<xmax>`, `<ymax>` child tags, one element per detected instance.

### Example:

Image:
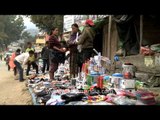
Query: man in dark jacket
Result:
<box><xmin>41</xmin><ymin>41</ymin><xmax>50</xmax><ymax>74</ymax></box>
<box><xmin>76</xmin><ymin>19</ymin><xmax>95</xmax><ymax>63</ymax></box>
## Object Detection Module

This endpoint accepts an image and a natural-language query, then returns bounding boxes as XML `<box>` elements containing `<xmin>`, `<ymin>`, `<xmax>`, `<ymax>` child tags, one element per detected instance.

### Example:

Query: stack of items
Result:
<box><xmin>54</xmin><ymin>61</ymin><xmax>70</xmax><ymax>81</ymax></box>
<box><xmin>82</xmin><ymin>53</ymin><xmax>109</xmax><ymax>89</ymax></box>
<box><xmin>120</xmin><ymin>63</ymin><xmax>136</xmax><ymax>90</ymax></box>
<box><xmin>26</xmin><ymin>56</ymin><xmax>159</xmax><ymax>105</ymax></box>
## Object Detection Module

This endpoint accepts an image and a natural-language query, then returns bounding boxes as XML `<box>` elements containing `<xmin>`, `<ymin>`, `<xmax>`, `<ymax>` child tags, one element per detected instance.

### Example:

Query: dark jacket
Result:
<box><xmin>48</xmin><ymin>35</ymin><xmax>61</xmax><ymax>50</ymax></box>
<box><xmin>41</xmin><ymin>46</ymin><xmax>50</xmax><ymax>59</ymax></box>
<box><xmin>68</xmin><ymin>32</ymin><xmax>81</xmax><ymax>52</ymax></box>
<box><xmin>77</xmin><ymin>26</ymin><xmax>95</xmax><ymax>50</ymax></box>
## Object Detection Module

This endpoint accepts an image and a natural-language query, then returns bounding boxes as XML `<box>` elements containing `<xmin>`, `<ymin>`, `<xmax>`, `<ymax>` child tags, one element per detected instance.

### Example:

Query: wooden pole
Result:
<box><xmin>107</xmin><ymin>15</ymin><xmax>112</xmax><ymax>72</ymax></box>
<box><xmin>140</xmin><ymin>15</ymin><xmax>143</xmax><ymax>54</ymax></box>
<box><xmin>108</xmin><ymin>15</ymin><xmax>112</xmax><ymax>59</ymax></box>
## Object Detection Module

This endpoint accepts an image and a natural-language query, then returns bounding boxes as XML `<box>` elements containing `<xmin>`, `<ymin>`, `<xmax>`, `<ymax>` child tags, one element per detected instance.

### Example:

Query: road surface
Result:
<box><xmin>0</xmin><ymin>60</ymin><xmax>32</xmax><ymax>105</ymax></box>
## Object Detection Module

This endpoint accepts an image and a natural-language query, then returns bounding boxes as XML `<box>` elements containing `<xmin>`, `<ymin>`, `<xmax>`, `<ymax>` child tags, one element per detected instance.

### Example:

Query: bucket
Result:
<box><xmin>122</xmin><ymin>63</ymin><xmax>135</xmax><ymax>77</ymax></box>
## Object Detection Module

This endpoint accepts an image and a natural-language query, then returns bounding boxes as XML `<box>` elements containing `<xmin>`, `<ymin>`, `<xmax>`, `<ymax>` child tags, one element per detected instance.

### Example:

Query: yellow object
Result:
<box><xmin>25</xmin><ymin>48</ymin><xmax>35</xmax><ymax>62</ymax></box>
<box><xmin>36</xmin><ymin>38</ymin><xmax>45</xmax><ymax>44</ymax></box>
<box><xmin>29</xmin><ymin>55</ymin><xmax>35</xmax><ymax>62</ymax></box>
<box><xmin>26</xmin><ymin>48</ymin><xmax>35</xmax><ymax>52</ymax></box>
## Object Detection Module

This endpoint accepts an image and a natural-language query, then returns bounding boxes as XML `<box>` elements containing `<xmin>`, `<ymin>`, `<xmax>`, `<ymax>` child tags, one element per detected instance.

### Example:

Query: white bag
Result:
<box><xmin>75</xmin><ymin>32</ymin><xmax>82</xmax><ymax>52</ymax></box>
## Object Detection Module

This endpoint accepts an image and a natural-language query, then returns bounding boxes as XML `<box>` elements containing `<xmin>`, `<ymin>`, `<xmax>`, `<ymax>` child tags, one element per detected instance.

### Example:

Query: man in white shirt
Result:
<box><xmin>14</xmin><ymin>50</ymin><xmax>35</xmax><ymax>82</ymax></box>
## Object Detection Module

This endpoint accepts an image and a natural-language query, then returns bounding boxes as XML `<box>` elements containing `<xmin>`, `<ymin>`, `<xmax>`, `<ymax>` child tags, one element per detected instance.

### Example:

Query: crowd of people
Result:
<box><xmin>2</xmin><ymin>19</ymin><xmax>96</xmax><ymax>82</ymax></box>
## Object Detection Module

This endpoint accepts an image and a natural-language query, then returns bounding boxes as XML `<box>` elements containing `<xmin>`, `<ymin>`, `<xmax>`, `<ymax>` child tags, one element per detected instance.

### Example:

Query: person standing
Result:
<box><xmin>14</xmin><ymin>50</ymin><xmax>35</xmax><ymax>82</ymax></box>
<box><xmin>41</xmin><ymin>41</ymin><xmax>50</xmax><ymax>74</ymax></box>
<box><xmin>0</xmin><ymin>53</ymin><xmax>2</xmax><ymax>61</ymax></box>
<box><xmin>9</xmin><ymin>49</ymin><xmax>21</xmax><ymax>79</ymax></box>
<box><xmin>48</xmin><ymin>27</ymin><xmax>66</xmax><ymax>80</ymax></box>
<box><xmin>67</xmin><ymin>23</ymin><xmax>82</xmax><ymax>78</ymax></box>
<box><xmin>6</xmin><ymin>55</ymin><xmax>10</xmax><ymax>71</ymax></box>
<box><xmin>75</xmin><ymin>19</ymin><xmax>95</xmax><ymax>63</ymax></box>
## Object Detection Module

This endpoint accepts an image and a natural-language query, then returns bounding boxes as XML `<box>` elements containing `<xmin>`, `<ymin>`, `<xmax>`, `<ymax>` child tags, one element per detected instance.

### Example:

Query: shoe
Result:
<box><xmin>20</xmin><ymin>79</ymin><xmax>25</xmax><ymax>82</ymax></box>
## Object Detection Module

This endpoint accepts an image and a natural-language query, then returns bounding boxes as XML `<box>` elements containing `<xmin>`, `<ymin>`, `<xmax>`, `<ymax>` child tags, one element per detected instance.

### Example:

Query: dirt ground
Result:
<box><xmin>0</xmin><ymin>60</ymin><xmax>32</xmax><ymax>105</ymax></box>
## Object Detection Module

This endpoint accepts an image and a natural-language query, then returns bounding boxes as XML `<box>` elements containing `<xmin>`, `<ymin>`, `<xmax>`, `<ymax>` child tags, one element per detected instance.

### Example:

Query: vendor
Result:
<box><xmin>75</xmin><ymin>19</ymin><xmax>95</xmax><ymax>64</ymax></box>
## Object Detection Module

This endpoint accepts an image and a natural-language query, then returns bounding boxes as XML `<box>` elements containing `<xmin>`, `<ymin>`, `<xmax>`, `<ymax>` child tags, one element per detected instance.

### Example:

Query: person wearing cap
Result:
<box><xmin>75</xmin><ymin>19</ymin><xmax>95</xmax><ymax>64</ymax></box>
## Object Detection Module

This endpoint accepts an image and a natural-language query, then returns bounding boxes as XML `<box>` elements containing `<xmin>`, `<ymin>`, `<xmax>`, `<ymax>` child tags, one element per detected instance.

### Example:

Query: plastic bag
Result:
<box><xmin>113</xmin><ymin>96</ymin><xmax>136</xmax><ymax>105</ymax></box>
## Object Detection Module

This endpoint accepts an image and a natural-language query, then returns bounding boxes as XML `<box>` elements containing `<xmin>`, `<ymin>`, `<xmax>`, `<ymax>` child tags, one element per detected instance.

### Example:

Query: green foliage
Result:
<box><xmin>0</xmin><ymin>15</ymin><xmax>26</xmax><ymax>46</ymax></box>
<box><xmin>92</xmin><ymin>18</ymin><xmax>108</xmax><ymax>34</ymax></box>
<box><xmin>30</xmin><ymin>15</ymin><xmax>63</xmax><ymax>34</ymax></box>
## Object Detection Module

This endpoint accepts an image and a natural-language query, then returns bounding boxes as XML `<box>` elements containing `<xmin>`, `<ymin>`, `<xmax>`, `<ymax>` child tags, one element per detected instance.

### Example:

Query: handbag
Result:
<box><xmin>50</xmin><ymin>49</ymin><xmax>65</xmax><ymax>62</ymax></box>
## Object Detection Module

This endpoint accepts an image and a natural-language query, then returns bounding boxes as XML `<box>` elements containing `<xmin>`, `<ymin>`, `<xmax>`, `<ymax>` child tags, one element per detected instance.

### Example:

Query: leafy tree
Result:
<box><xmin>0</xmin><ymin>15</ymin><xmax>26</xmax><ymax>51</ymax></box>
<box><xmin>30</xmin><ymin>15</ymin><xmax>63</xmax><ymax>34</ymax></box>
<box><xmin>4</xmin><ymin>15</ymin><xmax>26</xmax><ymax>44</ymax></box>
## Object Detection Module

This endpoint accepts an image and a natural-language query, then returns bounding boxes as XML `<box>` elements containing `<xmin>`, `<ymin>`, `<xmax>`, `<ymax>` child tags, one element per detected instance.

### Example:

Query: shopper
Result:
<box><xmin>25</xmin><ymin>42</ymin><xmax>38</xmax><ymax>76</ymax></box>
<box><xmin>9</xmin><ymin>49</ymin><xmax>21</xmax><ymax>79</ymax></box>
<box><xmin>48</xmin><ymin>27</ymin><xmax>66</xmax><ymax>80</ymax></box>
<box><xmin>41</xmin><ymin>41</ymin><xmax>50</xmax><ymax>74</ymax></box>
<box><xmin>14</xmin><ymin>50</ymin><xmax>35</xmax><ymax>82</ymax></box>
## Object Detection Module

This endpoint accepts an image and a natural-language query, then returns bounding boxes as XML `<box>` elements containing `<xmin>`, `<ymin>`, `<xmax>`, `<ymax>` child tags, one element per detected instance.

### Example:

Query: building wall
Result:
<box><xmin>134</xmin><ymin>16</ymin><xmax>160</xmax><ymax>46</ymax></box>
<box><xmin>102</xmin><ymin>20</ymin><xmax>119</xmax><ymax>61</ymax></box>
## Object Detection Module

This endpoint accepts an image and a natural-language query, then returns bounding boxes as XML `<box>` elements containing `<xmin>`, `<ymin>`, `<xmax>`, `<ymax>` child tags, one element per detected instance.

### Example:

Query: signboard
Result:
<box><xmin>63</xmin><ymin>15</ymin><xmax>108</xmax><ymax>33</ymax></box>
<box><xmin>63</xmin><ymin>15</ymin><xmax>74</xmax><ymax>32</ymax></box>
<box><xmin>63</xmin><ymin>15</ymin><xmax>88</xmax><ymax>32</ymax></box>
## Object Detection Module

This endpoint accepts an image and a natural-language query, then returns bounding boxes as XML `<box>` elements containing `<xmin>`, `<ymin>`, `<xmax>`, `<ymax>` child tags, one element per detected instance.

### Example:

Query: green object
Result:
<box><xmin>135</xmin><ymin>80</ymin><xmax>144</xmax><ymax>89</ymax></box>
<box><xmin>151</xmin><ymin>44</ymin><xmax>160</xmax><ymax>52</ymax></box>
<box><xmin>86</xmin><ymin>75</ymin><xmax>93</xmax><ymax>86</ymax></box>
<box><xmin>79</xmin><ymin>26</ymin><xmax>84</xmax><ymax>32</ymax></box>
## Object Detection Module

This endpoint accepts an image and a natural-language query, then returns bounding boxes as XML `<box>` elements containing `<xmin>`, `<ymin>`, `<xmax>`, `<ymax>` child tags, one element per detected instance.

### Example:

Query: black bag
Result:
<box><xmin>50</xmin><ymin>49</ymin><xmax>65</xmax><ymax>63</ymax></box>
<box><xmin>61</xmin><ymin>93</ymin><xmax>86</xmax><ymax>104</ymax></box>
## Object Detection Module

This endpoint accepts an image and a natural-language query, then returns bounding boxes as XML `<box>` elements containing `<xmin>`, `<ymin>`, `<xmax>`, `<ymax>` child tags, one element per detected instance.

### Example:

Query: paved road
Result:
<box><xmin>0</xmin><ymin>60</ymin><xmax>32</xmax><ymax>105</ymax></box>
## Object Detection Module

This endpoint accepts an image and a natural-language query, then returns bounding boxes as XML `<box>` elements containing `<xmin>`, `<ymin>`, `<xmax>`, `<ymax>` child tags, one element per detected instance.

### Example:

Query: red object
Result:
<box><xmin>123</xmin><ymin>72</ymin><xmax>132</xmax><ymax>79</ymax></box>
<box><xmin>85</xmin><ymin>19</ymin><xmax>94</xmax><ymax>26</ymax></box>
<box><xmin>97</xmin><ymin>76</ymin><xmax>103</xmax><ymax>89</ymax></box>
<box><xmin>140</xmin><ymin>46</ymin><xmax>154</xmax><ymax>55</ymax></box>
<box><xmin>136</xmin><ymin>90</ymin><xmax>156</xmax><ymax>105</ymax></box>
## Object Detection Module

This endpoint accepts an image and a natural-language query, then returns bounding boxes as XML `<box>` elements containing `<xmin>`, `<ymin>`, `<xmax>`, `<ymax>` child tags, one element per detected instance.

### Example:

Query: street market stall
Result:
<box><xmin>26</xmin><ymin>54</ymin><xmax>160</xmax><ymax>105</ymax></box>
